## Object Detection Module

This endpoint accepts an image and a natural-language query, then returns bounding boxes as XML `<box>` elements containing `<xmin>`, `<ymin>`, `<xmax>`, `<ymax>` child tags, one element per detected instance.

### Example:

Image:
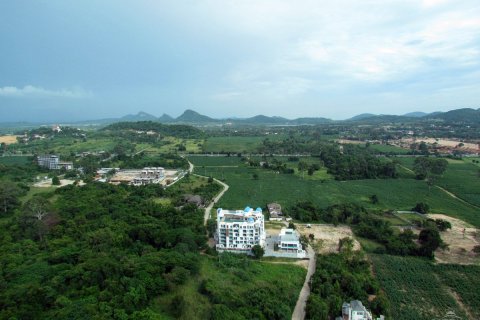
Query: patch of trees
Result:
<box><xmin>0</xmin><ymin>182</ymin><xmax>206</xmax><ymax>318</ymax></box>
<box><xmin>102</xmin><ymin>121</ymin><xmax>205</xmax><ymax>139</ymax></box>
<box><xmin>319</xmin><ymin>144</ymin><xmax>398</xmax><ymax>180</ymax></box>
<box><xmin>306</xmin><ymin>253</ymin><xmax>389</xmax><ymax>319</ymax></box>
<box><xmin>413</xmin><ymin>157</ymin><xmax>448</xmax><ymax>180</ymax></box>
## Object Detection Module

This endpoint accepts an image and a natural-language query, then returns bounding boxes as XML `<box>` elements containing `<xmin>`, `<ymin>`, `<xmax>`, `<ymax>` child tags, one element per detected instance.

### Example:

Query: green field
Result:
<box><xmin>203</xmin><ymin>136</ymin><xmax>281</xmax><ymax>153</ymax></box>
<box><xmin>371</xmin><ymin>254</ymin><xmax>479</xmax><ymax>319</ymax></box>
<box><xmin>189</xmin><ymin>156</ymin><xmax>480</xmax><ymax>227</ymax></box>
<box><xmin>152</xmin><ymin>255</ymin><xmax>306</xmax><ymax>319</ymax></box>
<box><xmin>0</xmin><ymin>156</ymin><xmax>32</xmax><ymax>165</ymax></box>
<box><xmin>396</xmin><ymin>157</ymin><xmax>480</xmax><ymax>208</ymax></box>
<box><xmin>369</xmin><ymin>144</ymin><xmax>410</xmax><ymax>154</ymax></box>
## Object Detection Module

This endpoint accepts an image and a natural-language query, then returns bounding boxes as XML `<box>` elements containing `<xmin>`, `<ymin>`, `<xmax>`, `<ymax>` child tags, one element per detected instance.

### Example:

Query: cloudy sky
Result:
<box><xmin>0</xmin><ymin>0</ymin><xmax>479</xmax><ymax>122</ymax></box>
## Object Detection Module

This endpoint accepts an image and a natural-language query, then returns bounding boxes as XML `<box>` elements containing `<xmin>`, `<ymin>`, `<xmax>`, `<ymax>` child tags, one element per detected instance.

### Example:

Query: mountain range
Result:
<box><xmin>1</xmin><ymin>108</ymin><xmax>479</xmax><ymax>128</ymax></box>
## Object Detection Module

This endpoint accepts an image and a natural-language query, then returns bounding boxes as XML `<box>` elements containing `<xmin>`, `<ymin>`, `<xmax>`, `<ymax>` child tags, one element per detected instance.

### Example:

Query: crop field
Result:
<box><xmin>189</xmin><ymin>156</ymin><xmax>480</xmax><ymax>227</ymax></box>
<box><xmin>188</xmin><ymin>155</ymin><xmax>244</xmax><ymax>167</ymax></box>
<box><xmin>202</xmin><ymin>136</ymin><xmax>281</xmax><ymax>153</ymax></box>
<box><xmin>368</xmin><ymin>144</ymin><xmax>410</xmax><ymax>154</ymax></box>
<box><xmin>396</xmin><ymin>157</ymin><xmax>480</xmax><ymax>208</ymax></box>
<box><xmin>371</xmin><ymin>254</ymin><xmax>479</xmax><ymax>319</ymax></box>
<box><xmin>152</xmin><ymin>255</ymin><xmax>306</xmax><ymax>319</ymax></box>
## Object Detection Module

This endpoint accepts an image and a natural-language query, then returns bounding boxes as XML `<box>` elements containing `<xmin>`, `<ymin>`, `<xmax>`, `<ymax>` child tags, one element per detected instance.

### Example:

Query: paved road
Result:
<box><xmin>292</xmin><ymin>245</ymin><xmax>316</xmax><ymax>320</ymax></box>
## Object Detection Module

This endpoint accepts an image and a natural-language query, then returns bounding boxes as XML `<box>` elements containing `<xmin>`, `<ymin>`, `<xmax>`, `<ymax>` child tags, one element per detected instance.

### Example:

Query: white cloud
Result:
<box><xmin>0</xmin><ymin>85</ymin><xmax>91</xmax><ymax>98</ymax></box>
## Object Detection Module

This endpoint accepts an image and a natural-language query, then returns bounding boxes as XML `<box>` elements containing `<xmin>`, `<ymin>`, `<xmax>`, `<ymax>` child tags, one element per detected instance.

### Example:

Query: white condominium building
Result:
<box><xmin>216</xmin><ymin>206</ymin><xmax>266</xmax><ymax>253</ymax></box>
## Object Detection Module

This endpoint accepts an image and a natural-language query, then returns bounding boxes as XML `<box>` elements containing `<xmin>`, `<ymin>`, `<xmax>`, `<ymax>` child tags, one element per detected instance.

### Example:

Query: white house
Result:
<box><xmin>336</xmin><ymin>300</ymin><xmax>384</xmax><ymax>320</ymax></box>
<box><xmin>215</xmin><ymin>207</ymin><xmax>266</xmax><ymax>253</ymax></box>
<box><xmin>277</xmin><ymin>228</ymin><xmax>306</xmax><ymax>258</ymax></box>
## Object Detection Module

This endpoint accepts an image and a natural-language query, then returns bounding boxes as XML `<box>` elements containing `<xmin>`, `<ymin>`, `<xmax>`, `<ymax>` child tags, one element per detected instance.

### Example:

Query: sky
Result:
<box><xmin>0</xmin><ymin>0</ymin><xmax>479</xmax><ymax>122</ymax></box>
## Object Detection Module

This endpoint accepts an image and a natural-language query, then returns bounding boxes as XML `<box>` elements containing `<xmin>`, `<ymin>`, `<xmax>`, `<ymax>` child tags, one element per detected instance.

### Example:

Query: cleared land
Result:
<box><xmin>296</xmin><ymin>224</ymin><xmax>361</xmax><ymax>254</ymax></box>
<box><xmin>0</xmin><ymin>135</ymin><xmax>19</xmax><ymax>145</ymax></box>
<box><xmin>428</xmin><ymin>213</ymin><xmax>480</xmax><ymax>265</ymax></box>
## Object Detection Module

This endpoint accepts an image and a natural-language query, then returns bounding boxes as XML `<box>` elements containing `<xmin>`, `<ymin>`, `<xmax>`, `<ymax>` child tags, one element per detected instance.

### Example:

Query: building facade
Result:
<box><xmin>216</xmin><ymin>207</ymin><xmax>266</xmax><ymax>253</ymax></box>
<box><xmin>278</xmin><ymin>228</ymin><xmax>306</xmax><ymax>256</ymax></box>
<box><xmin>37</xmin><ymin>155</ymin><xmax>73</xmax><ymax>170</ymax></box>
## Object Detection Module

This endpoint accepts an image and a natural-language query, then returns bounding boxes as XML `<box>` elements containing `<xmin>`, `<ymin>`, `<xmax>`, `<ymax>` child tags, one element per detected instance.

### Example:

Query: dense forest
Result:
<box><xmin>0</xmin><ymin>183</ymin><xmax>206</xmax><ymax>319</ymax></box>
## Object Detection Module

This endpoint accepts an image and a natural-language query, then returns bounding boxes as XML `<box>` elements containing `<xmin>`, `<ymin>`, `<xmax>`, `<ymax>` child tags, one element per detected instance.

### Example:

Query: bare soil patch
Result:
<box><xmin>0</xmin><ymin>135</ymin><xmax>19</xmax><ymax>145</ymax></box>
<box><xmin>428</xmin><ymin>214</ymin><xmax>480</xmax><ymax>265</ymax></box>
<box><xmin>296</xmin><ymin>224</ymin><xmax>360</xmax><ymax>254</ymax></box>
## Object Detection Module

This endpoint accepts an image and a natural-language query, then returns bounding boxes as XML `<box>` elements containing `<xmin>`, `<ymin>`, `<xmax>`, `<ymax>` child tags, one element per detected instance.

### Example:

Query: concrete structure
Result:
<box><xmin>279</xmin><ymin>228</ymin><xmax>305</xmax><ymax>253</ymax></box>
<box><xmin>267</xmin><ymin>202</ymin><xmax>283</xmax><ymax>221</ymax></box>
<box><xmin>132</xmin><ymin>167</ymin><xmax>165</xmax><ymax>186</ymax></box>
<box><xmin>37</xmin><ymin>155</ymin><xmax>73</xmax><ymax>170</ymax></box>
<box><xmin>215</xmin><ymin>207</ymin><xmax>266</xmax><ymax>253</ymax></box>
<box><xmin>264</xmin><ymin>228</ymin><xmax>307</xmax><ymax>258</ymax></box>
<box><xmin>107</xmin><ymin>167</ymin><xmax>165</xmax><ymax>186</ymax></box>
<box><xmin>336</xmin><ymin>300</ymin><xmax>384</xmax><ymax>320</ymax></box>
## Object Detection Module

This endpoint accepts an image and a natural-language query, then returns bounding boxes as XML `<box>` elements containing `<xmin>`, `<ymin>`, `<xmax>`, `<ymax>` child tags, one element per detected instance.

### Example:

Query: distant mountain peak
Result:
<box><xmin>158</xmin><ymin>113</ymin><xmax>174</xmax><ymax>122</ymax></box>
<box><xmin>175</xmin><ymin>109</ymin><xmax>217</xmax><ymax>123</ymax></box>
<box><xmin>121</xmin><ymin>111</ymin><xmax>157</xmax><ymax>121</ymax></box>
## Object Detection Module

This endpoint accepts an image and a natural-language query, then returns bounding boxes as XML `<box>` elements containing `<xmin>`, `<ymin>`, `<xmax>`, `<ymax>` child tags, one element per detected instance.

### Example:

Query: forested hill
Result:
<box><xmin>102</xmin><ymin>121</ymin><xmax>204</xmax><ymax>139</ymax></box>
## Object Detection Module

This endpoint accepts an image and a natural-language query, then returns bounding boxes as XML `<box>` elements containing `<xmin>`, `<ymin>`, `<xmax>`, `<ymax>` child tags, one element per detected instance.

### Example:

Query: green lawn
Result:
<box><xmin>189</xmin><ymin>156</ymin><xmax>480</xmax><ymax>227</ymax></box>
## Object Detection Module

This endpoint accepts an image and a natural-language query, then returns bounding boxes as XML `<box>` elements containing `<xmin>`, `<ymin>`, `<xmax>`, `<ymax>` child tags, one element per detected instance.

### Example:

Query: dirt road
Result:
<box><xmin>292</xmin><ymin>245</ymin><xmax>316</xmax><ymax>320</ymax></box>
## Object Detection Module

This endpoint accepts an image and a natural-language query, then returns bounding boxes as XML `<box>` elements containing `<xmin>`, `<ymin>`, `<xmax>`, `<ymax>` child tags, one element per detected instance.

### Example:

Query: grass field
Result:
<box><xmin>151</xmin><ymin>255</ymin><xmax>306</xmax><ymax>319</ymax></box>
<box><xmin>189</xmin><ymin>156</ymin><xmax>480</xmax><ymax>227</ymax></box>
<box><xmin>371</xmin><ymin>254</ymin><xmax>479</xmax><ymax>319</ymax></box>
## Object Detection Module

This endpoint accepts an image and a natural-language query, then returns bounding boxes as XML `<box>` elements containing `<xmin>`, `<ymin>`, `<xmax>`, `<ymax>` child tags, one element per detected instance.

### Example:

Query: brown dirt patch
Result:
<box><xmin>428</xmin><ymin>214</ymin><xmax>480</xmax><ymax>265</ymax></box>
<box><xmin>0</xmin><ymin>135</ymin><xmax>19</xmax><ymax>145</ymax></box>
<box><xmin>296</xmin><ymin>224</ymin><xmax>360</xmax><ymax>254</ymax></box>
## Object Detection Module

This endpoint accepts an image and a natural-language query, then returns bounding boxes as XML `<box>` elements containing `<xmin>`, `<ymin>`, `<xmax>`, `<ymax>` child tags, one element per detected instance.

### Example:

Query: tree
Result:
<box><xmin>52</xmin><ymin>176</ymin><xmax>61</xmax><ymax>185</ymax></box>
<box><xmin>251</xmin><ymin>244</ymin><xmax>264</xmax><ymax>259</ymax></box>
<box><xmin>370</xmin><ymin>194</ymin><xmax>379</xmax><ymax>204</ymax></box>
<box><xmin>306</xmin><ymin>295</ymin><xmax>329</xmax><ymax>320</ymax></box>
<box><xmin>298</xmin><ymin>161</ymin><xmax>308</xmax><ymax>179</ymax></box>
<box><xmin>288</xmin><ymin>221</ymin><xmax>296</xmax><ymax>230</ymax></box>
<box><xmin>252</xmin><ymin>173</ymin><xmax>259</xmax><ymax>180</ymax></box>
<box><xmin>412</xmin><ymin>202</ymin><xmax>429</xmax><ymax>214</ymax></box>
<box><xmin>23</xmin><ymin>196</ymin><xmax>50</xmax><ymax>221</ymax></box>
<box><xmin>0</xmin><ymin>181</ymin><xmax>21</xmax><ymax>214</ymax></box>
<box><xmin>418</xmin><ymin>225</ymin><xmax>444</xmax><ymax>258</ymax></box>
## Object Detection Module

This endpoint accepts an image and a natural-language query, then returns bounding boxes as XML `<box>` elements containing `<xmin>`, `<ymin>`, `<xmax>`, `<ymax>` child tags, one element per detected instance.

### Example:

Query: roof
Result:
<box><xmin>350</xmin><ymin>300</ymin><xmax>366</xmax><ymax>312</ymax></box>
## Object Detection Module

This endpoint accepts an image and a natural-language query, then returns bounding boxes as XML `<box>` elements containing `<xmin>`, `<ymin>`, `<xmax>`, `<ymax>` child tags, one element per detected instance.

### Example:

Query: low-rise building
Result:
<box><xmin>216</xmin><ymin>207</ymin><xmax>266</xmax><ymax>253</ymax></box>
<box><xmin>37</xmin><ymin>155</ymin><xmax>73</xmax><ymax>170</ymax></box>
<box><xmin>336</xmin><ymin>300</ymin><xmax>384</xmax><ymax>320</ymax></box>
<box><xmin>267</xmin><ymin>202</ymin><xmax>283</xmax><ymax>221</ymax></box>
